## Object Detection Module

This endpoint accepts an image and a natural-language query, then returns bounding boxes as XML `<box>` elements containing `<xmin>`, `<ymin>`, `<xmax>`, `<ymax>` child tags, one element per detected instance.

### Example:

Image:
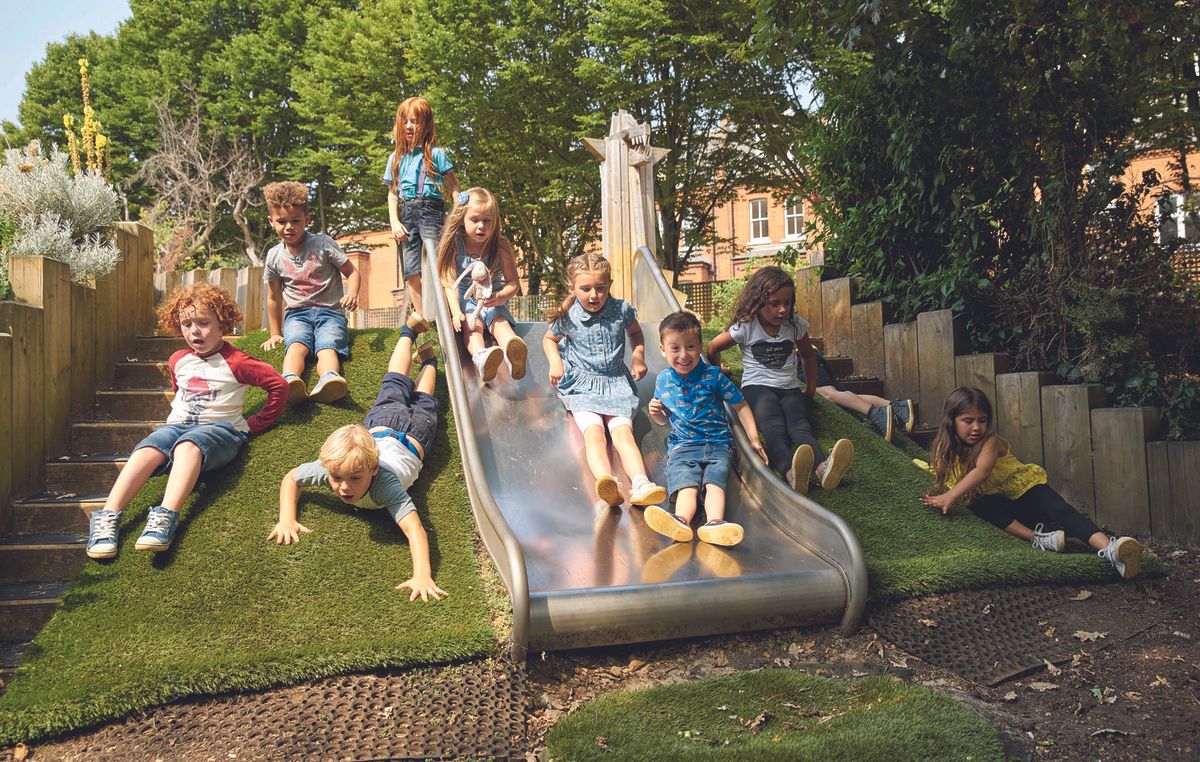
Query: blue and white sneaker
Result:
<box><xmin>86</xmin><ymin>509</ymin><xmax>121</xmax><ymax>559</ymax></box>
<box><xmin>867</xmin><ymin>405</ymin><xmax>894</xmax><ymax>443</ymax></box>
<box><xmin>309</xmin><ymin>370</ymin><xmax>348</xmax><ymax>403</ymax></box>
<box><xmin>134</xmin><ymin>506</ymin><xmax>180</xmax><ymax>552</ymax></box>
<box><xmin>891</xmin><ymin>399</ymin><xmax>915</xmax><ymax>433</ymax></box>
<box><xmin>282</xmin><ymin>372</ymin><xmax>307</xmax><ymax>404</ymax></box>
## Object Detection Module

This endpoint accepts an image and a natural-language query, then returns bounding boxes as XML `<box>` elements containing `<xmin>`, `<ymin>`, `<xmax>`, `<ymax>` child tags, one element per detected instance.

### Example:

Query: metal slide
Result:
<box><xmin>422</xmin><ymin>241</ymin><xmax>867</xmax><ymax>658</ymax></box>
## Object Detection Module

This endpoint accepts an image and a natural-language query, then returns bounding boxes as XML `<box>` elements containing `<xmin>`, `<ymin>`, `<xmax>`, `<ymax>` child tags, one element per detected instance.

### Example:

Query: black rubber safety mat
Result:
<box><xmin>21</xmin><ymin>658</ymin><xmax>527</xmax><ymax>760</ymax></box>
<box><xmin>870</xmin><ymin>583</ymin><xmax>1159</xmax><ymax>686</ymax></box>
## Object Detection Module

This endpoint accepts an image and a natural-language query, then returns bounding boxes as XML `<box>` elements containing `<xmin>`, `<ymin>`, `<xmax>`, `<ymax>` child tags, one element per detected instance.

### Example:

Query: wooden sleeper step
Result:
<box><xmin>0</xmin><ymin>581</ymin><xmax>70</xmax><ymax>640</ymax></box>
<box><xmin>0</xmin><ymin>534</ymin><xmax>87</xmax><ymax>582</ymax></box>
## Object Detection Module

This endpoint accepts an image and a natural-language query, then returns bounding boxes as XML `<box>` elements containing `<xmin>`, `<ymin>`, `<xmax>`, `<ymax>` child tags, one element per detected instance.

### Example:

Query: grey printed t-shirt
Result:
<box><xmin>264</xmin><ymin>232</ymin><xmax>349</xmax><ymax>309</ymax></box>
<box><xmin>728</xmin><ymin>315</ymin><xmax>810</xmax><ymax>389</ymax></box>
<box><xmin>293</xmin><ymin>460</ymin><xmax>416</xmax><ymax>524</ymax></box>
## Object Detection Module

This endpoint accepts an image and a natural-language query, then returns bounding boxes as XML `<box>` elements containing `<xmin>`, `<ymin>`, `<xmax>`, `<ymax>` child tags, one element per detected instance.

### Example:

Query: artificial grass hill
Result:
<box><xmin>0</xmin><ymin>330</ymin><xmax>493</xmax><ymax>745</ymax></box>
<box><xmin>704</xmin><ymin>328</ymin><xmax>1163</xmax><ymax>600</ymax></box>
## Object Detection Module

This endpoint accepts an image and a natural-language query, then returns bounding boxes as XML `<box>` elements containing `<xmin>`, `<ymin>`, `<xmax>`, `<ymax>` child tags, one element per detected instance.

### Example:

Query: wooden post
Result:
<box><xmin>93</xmin><ymin>255</ymin><xmax>120</xmax><ymax>387</ymax></box>
<box><xmin>240</xmin><ymin>266</ymin><xmax>265</xmax><ymax>333</ymax></box>
<box><xmin>994</xmin><ymin>371</ymin><xmax>1054</xmax><ymax>466</ymax></box>
<box><xmin>164</xmin><ymin>270</ymin><xmax>182</xmax><ymax>302</ymax></box>
<box><xmin>9</xmin><ymin>256</ymin><xmax>73</xmax><ymax>458</ymax></box>
<box><xmin>820</xmin><ymin>277</ymin><xmax>856</xmax><ymax>357</ymax></box>
<box><xmin>70</xmin><ymin>282</ymin><xmax>98</xmax><ymax>419</ymax></box>
<box><xmin>850</xmin><ymin>301</ymin><xmax>886</xmax><ymax>380</ymax></box>
<box><xmin>0</xmin><ymin>303</ymin><xmax>45</xmax><ymax>494</ymax></box>
<box><xmin>583</xmin><ymin>110</ymin><xmax>668</xmax><ymax>301</ymax></box>
<box><xmin>0</xmin><ymin>333</ymin><xmax>11</xmax><ymax>533</ymax></box>
<box><xmin>1147</xmin><ymin>442</ymin><xmax>1200</xmax><ymax>545</ymax></box>
<box><xmin>1091</xmin><ymin>407</ymin><xmax>1161</xmax><ymax>535</ymax></box>
<box><xmin>1040</xmin><ymin>384</ymin><xmax>1105</xmax><ymax>518</ymax></box>
<box><xmin>135</xmin><ymin>222</ymin><xmax>155</xmax><ymax>336</ymax></box>
<box><xmin>954</xmin><ymin>353</ymin><xmax>1010</xmax><ymax>413</ymax></box>
<box><xmin>188</xmin><ymin>268</ymin><xmax>206</xmax><ymax>289</ymax></box>
<box><xmin>916</xmin><ymin>310</ymin><xmax>964</xmax><ymax>426</ymax></box>
<box><xmin>883</xmin><ymin>321</ymin><xmax>919</xmax><ymax>406</ymax></box>
<box><xmin>795</xmin><ymin>267</ymin><xmax>824</xmax><ymax>342</ymax></box>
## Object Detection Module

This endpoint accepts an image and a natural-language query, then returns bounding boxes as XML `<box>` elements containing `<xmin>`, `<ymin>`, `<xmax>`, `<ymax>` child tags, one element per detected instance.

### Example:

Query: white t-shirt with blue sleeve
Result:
<box><xmin>293</xmin><ymin>460</ymin><xmax>416</xmax><ymax>524</ymax></box>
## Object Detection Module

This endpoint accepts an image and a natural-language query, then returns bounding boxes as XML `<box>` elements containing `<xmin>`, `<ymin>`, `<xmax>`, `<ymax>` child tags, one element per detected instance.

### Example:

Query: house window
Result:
<box><xmin>749</xmin><ymin>199</ymin><xmax>769</xmax><ymax>242</ymax></box>
<box><xmin>1157</xmin><ymin>193</ymin><xmax>1200</xmax><ymax>243</ymax></box>
<box><xmin>785</xmin><ymin>197</ymin><xmax>804</xmax><ymax>240</ymax></box>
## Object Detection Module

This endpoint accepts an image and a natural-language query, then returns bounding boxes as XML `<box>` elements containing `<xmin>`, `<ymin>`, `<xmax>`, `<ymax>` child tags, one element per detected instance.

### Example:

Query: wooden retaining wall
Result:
<box><xmin>0</xmin><ymin>223</ymin><xmax>155</xmax><ymax>530</ymax></box>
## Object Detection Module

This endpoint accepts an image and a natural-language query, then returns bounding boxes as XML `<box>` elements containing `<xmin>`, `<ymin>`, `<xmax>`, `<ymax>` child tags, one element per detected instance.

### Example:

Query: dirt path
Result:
<box><xmin>4</xmin><ymin>542</ymin><xmax>1197</xmax><ymax>761</ymax></box>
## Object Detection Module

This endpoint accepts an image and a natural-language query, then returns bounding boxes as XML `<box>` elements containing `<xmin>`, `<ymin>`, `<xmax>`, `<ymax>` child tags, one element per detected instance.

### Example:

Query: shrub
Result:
<box><xmin>0</xmin><ymin>141</ymin><xmax>120</xmax><ymax>284</ymax></box>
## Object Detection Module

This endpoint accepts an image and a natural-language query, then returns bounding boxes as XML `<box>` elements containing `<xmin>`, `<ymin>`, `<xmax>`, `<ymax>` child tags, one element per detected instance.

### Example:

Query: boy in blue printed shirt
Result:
<box><xmin>646</xmin><ymin>311</ymin><xmax>767</xmax><ymax>548</ymax></box>
<box><xmin>261</xmin><ymin>181</ymin><xmax>361</xmax><ymax>405</ymax></box>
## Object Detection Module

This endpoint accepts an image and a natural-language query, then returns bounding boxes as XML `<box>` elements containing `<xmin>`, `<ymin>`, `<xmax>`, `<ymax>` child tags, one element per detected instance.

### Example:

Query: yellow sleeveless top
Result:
<box><xmin>945</xmin><ymin>436</ymin><xmax>1047</xmax><ymax>500</ymax></box>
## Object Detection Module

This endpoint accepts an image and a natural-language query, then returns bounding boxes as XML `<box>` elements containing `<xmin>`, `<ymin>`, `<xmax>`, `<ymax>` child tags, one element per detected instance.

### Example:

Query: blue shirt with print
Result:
<box><xmin>653</xmin><ymin>360</ymin><xmax>745</xmax><ymax>449</ymax></box>
<box><xmin>380</xmin><ymin>146</ymin><xmax>454</xmax><ymax>199</ymax></box>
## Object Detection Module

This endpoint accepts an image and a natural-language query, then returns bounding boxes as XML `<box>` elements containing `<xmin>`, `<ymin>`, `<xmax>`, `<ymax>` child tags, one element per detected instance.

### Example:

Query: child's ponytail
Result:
<box><xmin>546</xmin><ymin>254</ymin><xmax>613</xmax><ymax>323</ymax></box>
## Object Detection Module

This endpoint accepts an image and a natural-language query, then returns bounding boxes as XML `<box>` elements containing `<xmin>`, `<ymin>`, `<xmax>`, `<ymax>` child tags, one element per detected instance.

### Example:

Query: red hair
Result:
<box><xmin>156</xmin><ymin>282</ymin><xmax>242</xmax><ymax>335</ymax></box>
<box><xmin>390</xmin><ymin>97</ymin><xmax>442</xmax><ymax>194</ymax></box>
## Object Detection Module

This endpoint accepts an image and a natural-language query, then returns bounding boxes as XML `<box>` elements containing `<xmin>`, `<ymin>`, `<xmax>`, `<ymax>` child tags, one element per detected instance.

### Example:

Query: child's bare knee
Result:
<box><xmin>174</xmin><ymin>441</ymin><xmax>203</xmax><ymax>461</ymax></box>
<box><xmin>816</xmin><ymin>386</ymin><xmax>836</xmax><ymax>401</ymax></box>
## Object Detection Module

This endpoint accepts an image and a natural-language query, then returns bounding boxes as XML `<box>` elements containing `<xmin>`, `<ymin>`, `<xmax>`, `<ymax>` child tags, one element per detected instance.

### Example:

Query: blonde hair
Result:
<box><xmin>546</xmin><ymin>253</ymin><xmax>612</xmax><ymax>322</ymax></box>
<box><xmin>437</xmin><ymin>187</ymin><xmax>504</xmax><ymax>286</ymax></box>
<box><xmin>390</xmin><ymin>97</ymin><xmax>442</xmax><ymax>194</ymax></box>
<box><xmin>156</xmin><ymin>282</ymin><xmax>242</xmax><ymax>335</ymax></box>
<box><xmin>319</xmin><ymin>425</ymin><xmax>379</xmax><ymax>474</ymax></box>
<box><xmin>263</xmin><ymin>181</ymin><xmax>309</xmax><ymax>212</ymax></box>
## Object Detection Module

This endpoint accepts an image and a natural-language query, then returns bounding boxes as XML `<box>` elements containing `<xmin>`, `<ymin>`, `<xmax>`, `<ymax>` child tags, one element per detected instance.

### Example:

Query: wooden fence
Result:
<box><xmin>0</xmin><ymin>222</ymin><xmax>156</xmax><ymax>532</ymax></box>
<box><xmin>152</xmin><ymin>260</ymin><xmax>1199</xmax><ymax>544</ymax></box>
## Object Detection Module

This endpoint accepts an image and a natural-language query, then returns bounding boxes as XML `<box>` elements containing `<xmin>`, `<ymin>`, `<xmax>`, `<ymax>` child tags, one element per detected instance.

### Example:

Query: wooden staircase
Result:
<box><xmin>0</xmin><ymin>335</ymin><xmax>184</xmax><ymax>687</ymax></box>
<box><xmin>812</xmin><ymin>344</ymin><xmax>935</xmax><ymax>450</ymax></box>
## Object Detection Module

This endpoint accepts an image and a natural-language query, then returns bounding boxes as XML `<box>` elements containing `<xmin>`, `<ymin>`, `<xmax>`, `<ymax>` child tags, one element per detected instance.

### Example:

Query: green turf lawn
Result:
<box><xmin>705</xmin><ymin>328</ymin><xmax>1163</xmax><ymax>600</ymax></box>
<box><xmin>0</xmin><ymin>330</ymin><xmax>493</xmax><ymax>745</ymax></box>
<box><xmin>545</xmin><ymin>669</ymin><xmax>1003</xmax><ymax>762</ymax></box>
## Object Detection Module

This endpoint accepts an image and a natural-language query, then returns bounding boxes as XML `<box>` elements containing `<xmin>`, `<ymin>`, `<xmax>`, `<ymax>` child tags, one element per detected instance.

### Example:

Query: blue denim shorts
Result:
<box><xmin>400</xmin><ymin>198</ymin><xmax>446</xmax><ymax>280</ymax></box>
<box><xmin>134</xmin><ymin>422</ymin><xmax>248</xmax><ymax>476</ymax></box>
<box><xmin>461</xmin><ymin>298</ymin><xmax>516</xmax><ymax>329</ymax></box>
<box><xmin>283</xmin><ymin>306</ymin><xmax>350</xmax><ymax>359</ymax></box>
<box><xmin>665</xmin><ymin>442</ymin><xmax>734</xmax><ymax>497</ymax></box>
<box><xmin>363</xmin><ymin>372</ymin><xmax>440</xmax><ymax>454</ymax></box>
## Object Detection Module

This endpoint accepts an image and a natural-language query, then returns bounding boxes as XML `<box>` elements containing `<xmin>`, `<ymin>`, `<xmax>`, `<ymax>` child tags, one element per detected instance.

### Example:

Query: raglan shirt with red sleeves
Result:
<box><xmin>165</xmin><ymin>343</ymin><xmax>288</xmax><ymax>435</ymax></box>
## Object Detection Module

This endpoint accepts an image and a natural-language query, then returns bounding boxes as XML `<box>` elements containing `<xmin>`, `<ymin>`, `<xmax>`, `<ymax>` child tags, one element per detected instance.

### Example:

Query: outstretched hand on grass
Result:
<box><xmin>268</xmin><ymin>519</ymin><xmax>312</xmax><ymax>544</ymax></box>
<box><xmin>397</xmin><ymin>575</ymin><xmax>447</xmax><ymax>602</ymax></box>
<box><xmin>920</xmin><ymin>492</ymin><xmax>953</xmax><ymax>515</ymax></box>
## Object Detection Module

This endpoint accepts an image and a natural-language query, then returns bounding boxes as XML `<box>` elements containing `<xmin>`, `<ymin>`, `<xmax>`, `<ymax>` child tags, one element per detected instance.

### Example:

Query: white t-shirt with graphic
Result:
<box><xmin>728</xmin><ymin>315</ymin><xmax>810</xmax><ymax>390</ymax></box>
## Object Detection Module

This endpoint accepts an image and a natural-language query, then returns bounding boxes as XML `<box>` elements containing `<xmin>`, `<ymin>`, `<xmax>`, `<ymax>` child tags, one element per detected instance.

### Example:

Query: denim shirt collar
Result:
<box><xmin>569</xmin><ymin>297</ymin><xmax>615</xmax><ymax>324</ymax></box>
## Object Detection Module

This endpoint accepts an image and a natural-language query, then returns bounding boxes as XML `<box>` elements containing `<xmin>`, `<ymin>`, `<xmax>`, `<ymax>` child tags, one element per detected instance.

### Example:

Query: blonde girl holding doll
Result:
<box><xmin>383</xmin><ymin>96</ymin><xmax>460</xmax><ymax>316</ymax></box>
<box><xmin>436</xmin><ymin>187</ymin><xmax>527</xmax><ymax>383</ymax></box>
<box><xmin>706</xmin><ymin>266</ymin><xmax>854</xmax><ymax>494</ymax></box>
<box><xmin>544</xmin><ymin>253</ymin><xmax>666</xmax><ymax>508</ymax></box>
<box><xmin>920</xmin><ymin>386</ymin><xmax>1144</xmax><ymax>578</ymax></box>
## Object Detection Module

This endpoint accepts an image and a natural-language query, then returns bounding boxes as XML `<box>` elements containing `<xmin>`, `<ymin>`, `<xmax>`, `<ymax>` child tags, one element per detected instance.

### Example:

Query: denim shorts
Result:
<box><xmin>399</xmin><ymin>198</ymin><xmax>446</xmax><ymax>280</ymax></box>
<box><xmin>363</xmin><ymin>372</ymin><xmax>440</xmax><ymax>454</ymax></box>
<box><xmin>665</xmin><ymin>442</ymin><xmax>734</xmax><ymax>497</ymax></box>
<box><xmin>134</xmin><ymin>422</ymin><xmax>248</xmax><ymax>476</ymax></box>
<box><xmin>283</xmin><ymin>306</ymin><xmax>350</xmax><ymax>359</ymax></box>
<box><xmin>461</xmin><ymin>298</ymin><xmax>516</xmax><ymax>329</ymax></box>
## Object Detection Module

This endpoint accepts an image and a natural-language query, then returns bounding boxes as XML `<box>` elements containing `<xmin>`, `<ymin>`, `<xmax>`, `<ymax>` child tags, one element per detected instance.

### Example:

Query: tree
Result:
<box><xmin>578</xmin><ymin>0</ymin><xmax>781</xmax><ymax>284</ymax></box>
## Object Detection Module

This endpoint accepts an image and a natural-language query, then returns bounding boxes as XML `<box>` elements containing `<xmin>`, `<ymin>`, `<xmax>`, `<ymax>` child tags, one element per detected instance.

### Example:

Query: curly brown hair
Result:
<box><xmin>263</xmin><ymin>181</ymin><xmax>309</xmax><ymax>212</ymax></box>
<box><xmin>156</xmin><ymin>282</ymin><xmax>243</xmax><ymax>336</ymax></box>
<box><xmin>730</xmin><ymin>265</ymin><xmax>799</xmax><ymax>328</ymax></box>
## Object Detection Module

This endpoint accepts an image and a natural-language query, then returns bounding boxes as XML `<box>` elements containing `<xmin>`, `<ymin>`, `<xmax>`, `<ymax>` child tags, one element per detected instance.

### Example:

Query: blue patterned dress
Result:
<box><xmin>549</xmin><ymin>298</ymin><xmax>640</xmax><ymax>419</ymax></box>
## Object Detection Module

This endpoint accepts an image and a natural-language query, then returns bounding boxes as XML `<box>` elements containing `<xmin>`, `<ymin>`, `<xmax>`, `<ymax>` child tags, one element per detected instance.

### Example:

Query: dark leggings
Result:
<box><xmin>970</xmin><ymin>483</ymin><xmax>1102</xmax><ymax>543</ymax></box>
<box><xmin>742</xmin><ymin>385</ymin><xmax>824</xmax><ymax>475</ymax></box>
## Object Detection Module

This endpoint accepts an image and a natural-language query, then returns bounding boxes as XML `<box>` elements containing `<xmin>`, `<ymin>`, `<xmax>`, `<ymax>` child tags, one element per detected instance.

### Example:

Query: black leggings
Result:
<box><xmin>970</xmin><ymin>483</ymin><xmax>1102</xmax><ymax>543</ymax></box>
<box><xmin>742</xmin><ymin>385</ymin><xmax>824</xmax><ymax>475</ymax></box>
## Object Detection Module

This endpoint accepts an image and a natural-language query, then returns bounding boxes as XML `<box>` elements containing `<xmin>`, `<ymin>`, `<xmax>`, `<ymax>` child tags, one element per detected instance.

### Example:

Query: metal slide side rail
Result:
<box><xmin>629</xmin><ymin>247</ymin><xmax>867</xmax><ymax>634</ymax></box>
<box><xmin>422</xmin><ymin>238</ymin><xmax>531</xmax><ymax>660</ymax></box>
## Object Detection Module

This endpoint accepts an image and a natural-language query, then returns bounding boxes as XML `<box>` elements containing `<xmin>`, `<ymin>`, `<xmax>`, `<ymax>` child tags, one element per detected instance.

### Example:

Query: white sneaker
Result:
<box><xmin>473</xmin><ymin>346</ymin><xmax>503</xmax><ymax>383</ymax></box>
<box><xmin>1030</xmin><ymin>523</ymin><xmax>1066</xmax><ymax>552</ymax></box>
<box><xmin>629</xmin><ymin>480</ymin><xmax>666</xmax><ymax>507</ymax></box>
<box><xmin>1099</xmin><ymin>536</ymin><xmax>1143</xmax><ymax>579</ymax></box>
<box><xmin>816</xmin><ymin>438</ymin><xmax>854</xmax><ymax>490</ymax></box>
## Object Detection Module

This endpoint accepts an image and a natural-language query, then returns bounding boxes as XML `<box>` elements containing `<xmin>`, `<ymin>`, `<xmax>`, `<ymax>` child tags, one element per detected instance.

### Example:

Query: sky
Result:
<box><xmin>0</xmin><ymin>0</ymin><xmax>131</xmax><ymax>126</ymax></box>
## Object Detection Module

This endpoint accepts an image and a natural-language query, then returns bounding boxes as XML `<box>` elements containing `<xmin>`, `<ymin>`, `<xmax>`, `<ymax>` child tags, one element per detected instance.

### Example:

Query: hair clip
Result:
<box><xmin>456</xmin><ymin>190</ymin><xmax>470</xmax><ymax>206</ymax></box>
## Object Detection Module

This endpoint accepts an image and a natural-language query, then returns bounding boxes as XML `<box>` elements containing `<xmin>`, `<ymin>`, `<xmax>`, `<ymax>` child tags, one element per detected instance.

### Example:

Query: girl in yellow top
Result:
<box><xmin>921</xmin><ymin>386</ymin><xmax>1143</xmax><ymax>578</ymax></box>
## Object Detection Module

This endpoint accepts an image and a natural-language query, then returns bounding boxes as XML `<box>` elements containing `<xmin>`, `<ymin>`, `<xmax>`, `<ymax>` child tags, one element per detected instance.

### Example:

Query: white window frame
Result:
<box><xmin>748</xmin><ymin>198</ymin><xmax>770</xmax><ymax>243</ymax></box>
<box><xmin>1157</xmin><ymin>192</ymin><xmax>1200</xmax><ymax>243</ymax></box>
<box><xmin>784</xmin><ymin>196</ymin><xmax>805</xmax><ymax>241</ymax></box>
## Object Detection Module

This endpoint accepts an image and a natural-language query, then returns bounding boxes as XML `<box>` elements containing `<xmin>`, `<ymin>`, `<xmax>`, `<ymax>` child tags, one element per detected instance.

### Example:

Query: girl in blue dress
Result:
<box><xmin>544</xmin><ymin>254</ymin><xmax>666</xmax><ymax>508</ymax></box>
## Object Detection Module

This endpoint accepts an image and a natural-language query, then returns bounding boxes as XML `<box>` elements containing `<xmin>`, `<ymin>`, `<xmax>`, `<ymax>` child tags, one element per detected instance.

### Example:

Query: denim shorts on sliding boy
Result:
<box><xmin>399</xmin><ymin>198</ymin><xmax>446</xmax><ymax>280</ymax></box>
<box><xmin>665</xmin><ymin>442</ymin><xmax>734</xmax><ymax>497</ymax></box>
<box><xmin>134</xmin><ymin>422</ymin><xmax>248</xmax><ymax>476</ymax></box>
<box><xmin>283</xmin><ymin>306</ymin><xmax>350</xmax><ymax>360</ymax></box>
